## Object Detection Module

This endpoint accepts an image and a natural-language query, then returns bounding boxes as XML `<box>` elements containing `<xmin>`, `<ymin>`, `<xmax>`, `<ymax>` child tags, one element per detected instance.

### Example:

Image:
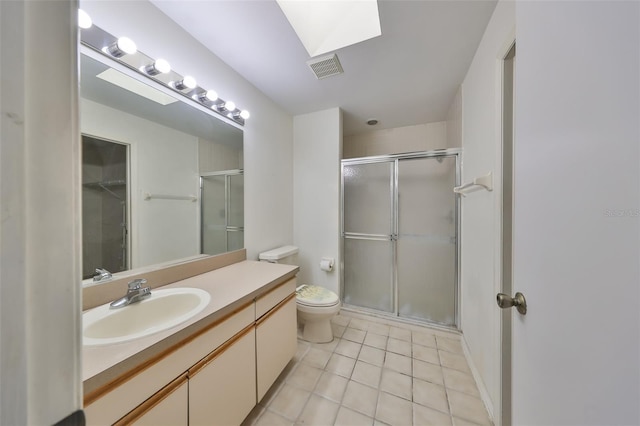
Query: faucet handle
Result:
<box><xmin>93</xmin><ymin>268</ymin><xmax>112</xmax><ymax>282</ymax></box>
<box><xmin>128</xmin><ymin>278</ymin><xmax>148</xmax><ymax>291</ymax></box>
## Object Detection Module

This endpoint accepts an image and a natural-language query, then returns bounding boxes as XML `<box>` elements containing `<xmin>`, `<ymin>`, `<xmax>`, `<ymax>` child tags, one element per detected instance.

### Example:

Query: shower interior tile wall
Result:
<box><xmin>242</xmin><ymin>312</ymin><xmax>492</xmax><ymax>426</ymax></box>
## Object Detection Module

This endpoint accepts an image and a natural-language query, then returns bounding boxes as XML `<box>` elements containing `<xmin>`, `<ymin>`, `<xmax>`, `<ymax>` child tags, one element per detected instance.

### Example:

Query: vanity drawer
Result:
<box><xmin>255</xmin><ymin>277</ymin><xmax>296</xmax><ymax>319</ymax></box>
<box><xmin>84</xmin><ymin>302</ymin><xmax>254</xmax><ymax>425</ymax></box>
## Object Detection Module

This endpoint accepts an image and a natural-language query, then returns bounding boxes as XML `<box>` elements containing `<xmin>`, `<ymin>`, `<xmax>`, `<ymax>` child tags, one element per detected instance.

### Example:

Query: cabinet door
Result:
<box><xmin>189</xmin><ymin>327</ymin><xmax>256</xmax><ymax>426</ymax></box>
<box><xmin>256</xmin><ymin>295</ymin><xmax>297</xmax><ymax>401</ymax></box>
<box><xmin>114</xmin><ymin>375</ymin><xmax>188</xmax><ymax>426</ymax></box>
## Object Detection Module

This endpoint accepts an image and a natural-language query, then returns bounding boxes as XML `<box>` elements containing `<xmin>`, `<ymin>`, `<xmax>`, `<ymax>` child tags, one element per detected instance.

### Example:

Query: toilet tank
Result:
<box><xmin>258</xmin><ymin>245</ymin><xmax>299</xmax><ymax>265</ymax></box>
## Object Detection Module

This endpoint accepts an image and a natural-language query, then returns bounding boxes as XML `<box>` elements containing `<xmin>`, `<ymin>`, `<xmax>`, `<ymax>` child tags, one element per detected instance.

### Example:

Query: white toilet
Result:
<box><xmin>258</xmin><ymin>246</ymin><xmax>341</xmax><ymax>343</ymax></box>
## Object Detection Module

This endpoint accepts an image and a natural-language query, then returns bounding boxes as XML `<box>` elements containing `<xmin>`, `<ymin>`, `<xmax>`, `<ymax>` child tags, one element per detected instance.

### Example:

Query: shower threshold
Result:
<box><xmin>340</xmin><ymin>304</ymin><xmax>460</xmax><ymax>333</ymax></box>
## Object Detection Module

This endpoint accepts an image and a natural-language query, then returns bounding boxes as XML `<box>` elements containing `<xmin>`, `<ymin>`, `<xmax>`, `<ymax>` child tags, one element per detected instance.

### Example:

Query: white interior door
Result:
<box><xmin>510</xmin><ymin>2</ymin><xmax>640</xmax><ymax>424</ymax></box>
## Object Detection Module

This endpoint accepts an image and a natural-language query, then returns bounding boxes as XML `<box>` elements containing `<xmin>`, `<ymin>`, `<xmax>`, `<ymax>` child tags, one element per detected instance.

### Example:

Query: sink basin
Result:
<box><xmin>83</xmin><ymin>287</ymin><xmax>211</xmax><ymax>346</ymax></box>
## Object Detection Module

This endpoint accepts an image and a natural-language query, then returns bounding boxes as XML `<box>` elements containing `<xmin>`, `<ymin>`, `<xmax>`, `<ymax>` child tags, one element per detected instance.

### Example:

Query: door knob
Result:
<box><xmin>496</xmin><ymin>292</ymin><xmax>527</xmax><ymax>315</ymax></box>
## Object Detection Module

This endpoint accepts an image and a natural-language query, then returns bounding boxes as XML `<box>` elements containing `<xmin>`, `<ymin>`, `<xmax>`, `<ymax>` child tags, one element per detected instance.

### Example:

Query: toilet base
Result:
<box><xmin>300</xmin><ymin>319</ymin><xmax>334</xmax><ymax>343</ymax></box>
<box><xmin>296</xmin><ymin>302</ymin><xmax>341</xmax><ymax>344</ymax></box>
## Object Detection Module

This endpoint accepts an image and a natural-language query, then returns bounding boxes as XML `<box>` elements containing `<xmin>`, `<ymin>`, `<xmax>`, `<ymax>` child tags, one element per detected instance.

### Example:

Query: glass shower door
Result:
<box><xmin>342</xmin><ymin>161</ymin><xmax>394</xmax><ymax>312</ymax></box>
<box><xmin>201</xmin><ymin>175</ymin><xmax>227</xmax><ymax>255</ymax></box>
<box><xmin>397</xmin><ymin>156</ymin><xmax>457</xmax><ymax>325</ymax></box>
<box><xmin>227</xmin><ymin>173</ymin><xmax>244</xmax><ymax>251</ymax></box>
<box><xmin>341</xmin><ymin>150</ymin><xmax>460</xmax><ymax>328</ymax></box>
<box><xmin>201</xmin><ymin>171</ymin><xmax>244</xmax><ymax>255</ymax></box>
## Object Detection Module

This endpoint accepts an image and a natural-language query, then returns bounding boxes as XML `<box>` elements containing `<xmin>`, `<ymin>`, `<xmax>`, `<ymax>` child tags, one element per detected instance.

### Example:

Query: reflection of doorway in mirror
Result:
<box><xmin>200</xmin><ymin>171</ymin><xmax>244</xmax><ymax>256</ymax></box>
<box><xmin>82</xmin><ymin>135</ymin><xmax>129</xmax><ymax>279</ymax></box>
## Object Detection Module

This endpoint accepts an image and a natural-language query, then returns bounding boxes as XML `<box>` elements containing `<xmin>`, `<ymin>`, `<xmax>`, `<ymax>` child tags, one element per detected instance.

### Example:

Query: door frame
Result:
<box><xmin>340</xmin><ymin>148</ymin><xmax>462</xmax><ymax>328</ymax></box>
<box><xmin>495</xmin><ymin>35</ymin><xmax>516</xmax><ymax>426</ymax></box>
<box><xmin>81</xmin><ymin>133</ymin><xmax>132</xmax><ymax>275</ymax></box>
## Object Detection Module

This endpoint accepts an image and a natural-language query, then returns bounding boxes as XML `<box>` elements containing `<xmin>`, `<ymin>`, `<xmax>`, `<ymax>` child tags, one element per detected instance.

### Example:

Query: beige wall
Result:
<box><xmin>343</xmin><ymin>121</ymin><xmax>452</xmax><ymax>159</ymax></box>
<box><xmin>198</xmin><ymin>138</ymin><xmax>243</xmax><ymax>173</ymax></box>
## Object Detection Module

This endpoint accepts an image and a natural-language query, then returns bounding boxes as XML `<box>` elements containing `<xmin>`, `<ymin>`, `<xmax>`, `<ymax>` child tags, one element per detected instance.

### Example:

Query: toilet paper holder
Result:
<box><xmin>320</xmin><ymin>257</ymin><xmax>334</xmax><ymax>272</ymax></box>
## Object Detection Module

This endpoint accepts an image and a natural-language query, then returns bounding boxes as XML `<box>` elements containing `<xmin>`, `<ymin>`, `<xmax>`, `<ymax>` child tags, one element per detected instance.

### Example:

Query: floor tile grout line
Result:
<box><xmin>333</xmin><ymin>332</ymin><xmax>376</xmax><ymax>422</ymax></box>
<box><xmin>436</xmin><ymin>344</ymin><xmax>457</xmax><ymax>426</ymax></box>
<box><xmin>268</xmin><ymin>316</ymin><xmax>489</xmax><ymax>426</ymax></box>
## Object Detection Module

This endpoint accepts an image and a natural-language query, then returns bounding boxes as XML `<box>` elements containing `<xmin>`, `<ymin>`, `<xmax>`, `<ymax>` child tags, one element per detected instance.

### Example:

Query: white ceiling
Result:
<box><xmin>150</xmin><ymin>0</ymin><xmax>497</xmax><ymax>136</ymax></box>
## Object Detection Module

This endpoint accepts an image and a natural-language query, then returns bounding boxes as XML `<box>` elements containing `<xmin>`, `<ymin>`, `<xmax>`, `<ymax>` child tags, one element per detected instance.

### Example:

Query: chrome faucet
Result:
<box><xmin>110</xmin><ymin>279</ymin><xmax>151</xmax><ymax>309</ymax></box>
<box><xmin>93</xmin><ymin>268</ymin><xmax>112</xmax><ymax>282</ymax></box>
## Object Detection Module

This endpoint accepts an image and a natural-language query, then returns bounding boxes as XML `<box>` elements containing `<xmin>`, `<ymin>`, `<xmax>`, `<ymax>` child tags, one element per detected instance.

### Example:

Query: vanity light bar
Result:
<box><xmin>78</xmin><ymin>16</ymin><xmax>249</xmax><ymax>126</ymax></box>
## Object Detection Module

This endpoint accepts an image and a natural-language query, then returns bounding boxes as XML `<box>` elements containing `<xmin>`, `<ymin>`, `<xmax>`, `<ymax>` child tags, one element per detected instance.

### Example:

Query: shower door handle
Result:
<box><xmin>496</xmin><ymin>292</ymin><xmax>527</xmax><ymax>315</ymax></box>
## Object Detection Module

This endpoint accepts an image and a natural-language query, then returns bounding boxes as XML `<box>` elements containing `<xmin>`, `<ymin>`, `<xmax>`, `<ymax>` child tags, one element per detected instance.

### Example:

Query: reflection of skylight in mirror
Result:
<box><xmin>96</xmin><ymin>68</ymin><xmax>178</xmax><ymax>106</ymax></box>
<box><xmin>276</xmin><ymin>0</ymin><xmax>381</xmax><ymax>58</ymax></box>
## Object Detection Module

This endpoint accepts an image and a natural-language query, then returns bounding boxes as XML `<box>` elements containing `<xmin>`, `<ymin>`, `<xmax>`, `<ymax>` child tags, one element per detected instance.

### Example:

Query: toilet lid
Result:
<box><xmin>296</xmin><ymin>285</ymin><xmax>339</xmax><ymax>307</ymax></box>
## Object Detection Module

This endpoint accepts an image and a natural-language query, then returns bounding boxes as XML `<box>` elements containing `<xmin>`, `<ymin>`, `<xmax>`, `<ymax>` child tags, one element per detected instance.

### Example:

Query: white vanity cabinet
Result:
<box><xmin>84</xmin><ymin>271</ymin><xmax>298</xmax><ymax>426</ymax></box>
<box><xmin>256</xmin><ymin>284</ymin><xmax>297</xmax><ymax>401</ymax></box>
<box><xmin>116</xmin><ymin>375</ymin><xmax>189</xmax><ymax>426</ymax></box>
<box><xmin>189</xmin><ymin>327</ymin><xmax>256</xmax><ymax>425</ymax></box>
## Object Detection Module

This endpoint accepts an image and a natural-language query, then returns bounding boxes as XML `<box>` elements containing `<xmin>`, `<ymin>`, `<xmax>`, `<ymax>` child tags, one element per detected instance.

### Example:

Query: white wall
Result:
<box><xmin>343</xmin><ymin>121</ymin><xmax>448</xmax><ymax>158</ymax></box>
<box><xmin>0</xmin><ymin>1</ymin><xmax>82</xmax><ymax>424</ymax></box>
<box><xmin>81</xmin><ymin>98</ymin><xmax>200</xmax><ymax>268</ymax></box>
<box><xmin>458</xmin><ymin>0</ymin><xmax>515</xmax><ymax>419</ymax></box>
<box><xmin>513</xmin><ymin>2</ymin><xmax>639</xmax><ymax>424</ymax></box>
<box><xmin>293</xmin><ymin>108</ymin><xmax>342</xmax><ymax>294</ymax></box>
<box><xmin>446</xmin><ymin>87</ymin><xmax>462</xmax><ymax>149</ymax></box>
<box><xmin>81</xmin><ymin>0</ymin><xmax>294</xmax><ymax>260</ymax></box>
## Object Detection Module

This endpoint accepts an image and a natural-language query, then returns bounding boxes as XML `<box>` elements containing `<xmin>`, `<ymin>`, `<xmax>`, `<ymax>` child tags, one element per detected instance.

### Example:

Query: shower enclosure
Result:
<box><xmin>341</xmin><ymin>149</ymin><xmax>460</xmax><ymax>327</ymax></box>
<box><xmin>82</xmin><ymin>135</ymin><xmax>129</xmax><ymax>279</ymax></box>
<box><xmin>200</xmin><ymin>170</ymin><xmax>244</xmax><ymax>255</ymax></box>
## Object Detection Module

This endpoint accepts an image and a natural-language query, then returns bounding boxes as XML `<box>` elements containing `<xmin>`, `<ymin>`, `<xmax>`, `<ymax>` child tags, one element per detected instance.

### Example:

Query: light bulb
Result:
<box><xmin>153</xmin><ymin>59</ymin><xmax>171</xmax><ymax>74</ymax></box>
<box><xmin>205</xmin><ymin>90</ymin><xmax>218</xmax><ymax>101</ymax></box>
<box><xmin>239</xmin><ymin>110</ymin><xmax>250</xmax><ymax>120</ymax></box>
<box><xmin>198</xmin><ymin>90</ymin><xmax>218</xmax><ymax>102</ymax></box>
<box><xmin>116</xmin><ymin>37</ymin><xmax>137</xmax><ymax>55</ymax></box>
<box><xmin>224</xmin><ymin>101</ymin><xmax>236</xmax><ymax>111</ymax></box>
<box><xmin>78</xmin><ymin>9</ymin><xmax>92</xmax><ymax>29</ymax></box>
<box><xmin>175</xmin><ymin>76</ymin><xmax>196</xmax><ymax>90</ymax></box>
<box><xmin>144</xmin><ymin>58</ymin><xmax>171</xmax><ymax>76</ymax></box>
<box><xmin>108</xmin><ymin>37</ymin><xmax>137</xmax><ymax>57</ymax></box>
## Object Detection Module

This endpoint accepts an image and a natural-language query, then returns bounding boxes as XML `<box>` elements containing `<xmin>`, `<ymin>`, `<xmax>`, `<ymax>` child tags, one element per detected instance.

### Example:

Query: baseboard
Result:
<box><xmin>461</xmin><ymin>334</ymin><xmax>495</xmax><ymax>424</ymax></box>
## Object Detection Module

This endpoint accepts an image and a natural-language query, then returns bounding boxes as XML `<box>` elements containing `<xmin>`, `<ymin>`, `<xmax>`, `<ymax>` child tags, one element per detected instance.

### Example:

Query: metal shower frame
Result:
<box><xmin>340</xmin><ymin>148</ymin><xmax>462</xmax><ymax>329</ymax></box>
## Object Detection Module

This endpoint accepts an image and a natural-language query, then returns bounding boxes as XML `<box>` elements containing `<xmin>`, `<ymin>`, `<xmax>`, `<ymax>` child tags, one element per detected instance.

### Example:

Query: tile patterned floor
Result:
<box><xmin>242</xmin><ymin>312</ymin><xmax>492</xmax><ymax>426</ymax></box>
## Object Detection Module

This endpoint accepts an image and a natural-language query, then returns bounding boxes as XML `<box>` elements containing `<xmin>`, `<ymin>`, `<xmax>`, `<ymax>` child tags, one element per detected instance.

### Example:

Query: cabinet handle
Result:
<box><xmin>256</xmin><ymin>292</ymin><xmax>296</xmax><ymax>327</ymax></box>
<box><xmin>189</xmin><ymin>324</ymin><xmax>255</xmax><ymax>378</ymax></box>
<box><xmin>113</xmin><ymin>373</ymin><xmax>188</xmax><ymax>426</ymax></box>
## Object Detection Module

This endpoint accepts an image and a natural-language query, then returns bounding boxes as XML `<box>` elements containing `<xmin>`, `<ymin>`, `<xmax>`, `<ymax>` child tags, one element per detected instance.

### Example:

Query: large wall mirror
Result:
<box><xmin>80</xmin><ymin>49</ymin><xmax>244</xmax><ymax>282</ymax></box>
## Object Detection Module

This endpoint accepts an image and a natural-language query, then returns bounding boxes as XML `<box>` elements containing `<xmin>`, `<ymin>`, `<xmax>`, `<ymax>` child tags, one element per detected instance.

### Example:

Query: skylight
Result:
<box><xmin>276</xmin><ymin>0</ymin><xmax>381</xmax><ymax>57</ymax></box>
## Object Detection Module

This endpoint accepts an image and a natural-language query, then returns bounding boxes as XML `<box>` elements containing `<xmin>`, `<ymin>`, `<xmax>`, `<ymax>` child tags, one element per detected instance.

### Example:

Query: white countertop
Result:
<box><xmin>83</xmin><ymin>260</ymin><xmax>298</xmax><ymax>396</ymax></box>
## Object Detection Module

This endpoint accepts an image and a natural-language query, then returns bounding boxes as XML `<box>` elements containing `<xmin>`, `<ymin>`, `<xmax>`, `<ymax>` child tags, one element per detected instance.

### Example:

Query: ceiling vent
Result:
<box><xmin>307</xmin><ymin>53</ymin><xmax>344</xmax><ymax>80</ymax></box>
